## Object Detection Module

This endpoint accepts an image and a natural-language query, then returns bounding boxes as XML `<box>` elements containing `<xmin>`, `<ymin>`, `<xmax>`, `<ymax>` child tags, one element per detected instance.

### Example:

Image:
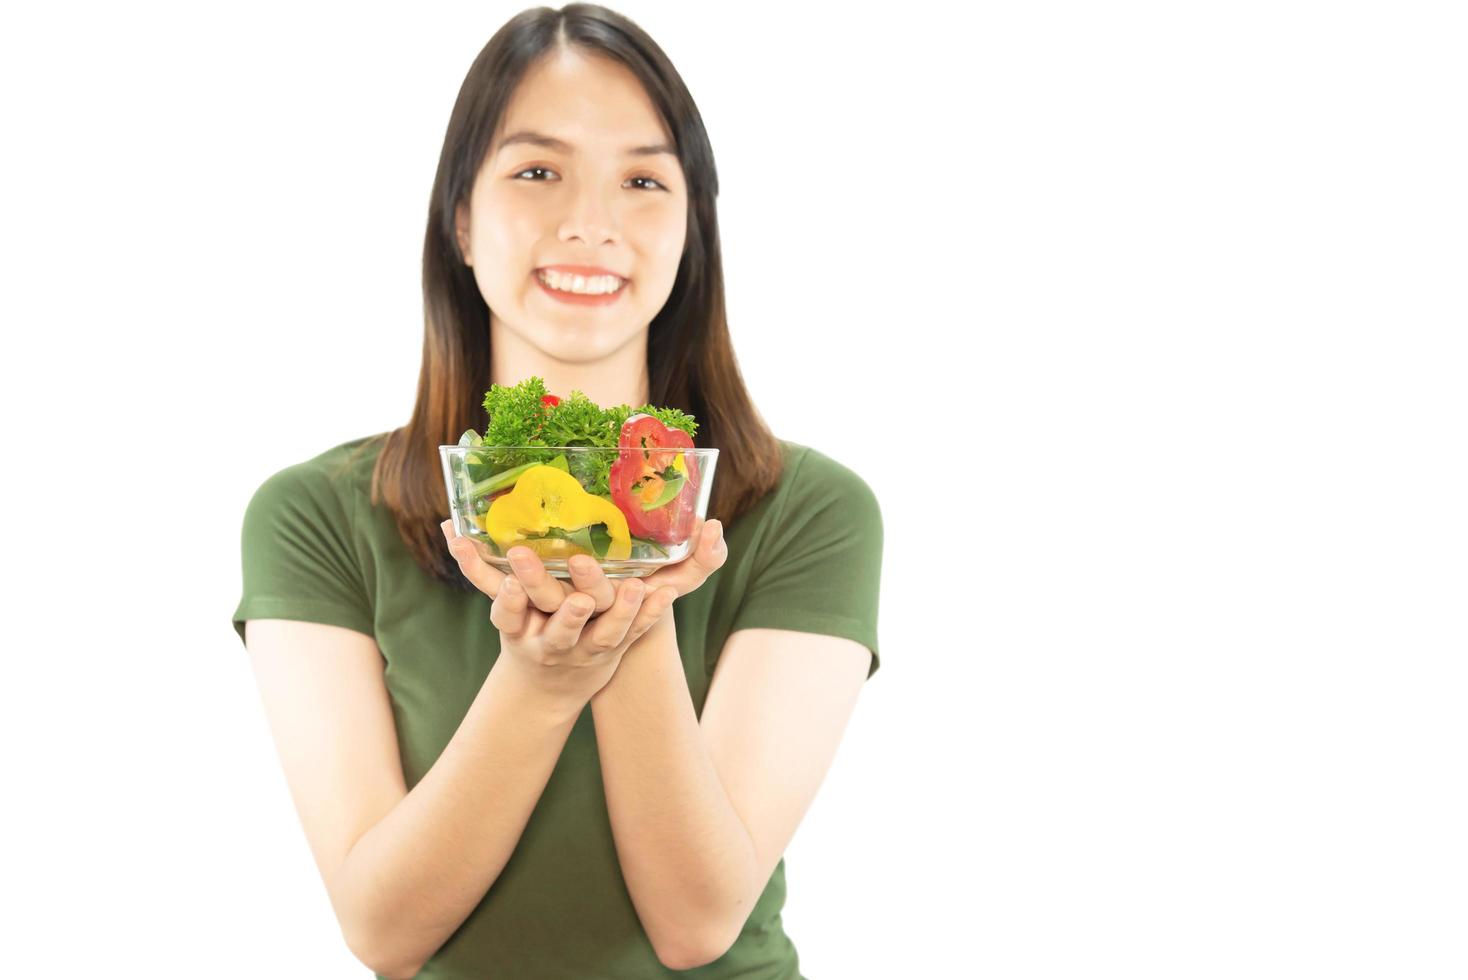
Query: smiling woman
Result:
<box><xmin>232</xmin><ymin>4</ymin><xmax>884</xmax><ymax>979</ymax></box>
<box><xmin>452</xmin><ymin>51</ymin><xmax>690</xmax><ymax>362</ymax></box>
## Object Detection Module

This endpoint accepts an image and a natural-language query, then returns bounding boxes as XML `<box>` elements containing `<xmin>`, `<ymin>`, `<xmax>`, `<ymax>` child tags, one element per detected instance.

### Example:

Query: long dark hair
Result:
<box><xmin>366</xmin><ymin>3</ymin><xmax>784</xmax><ymax>590</ymax></box>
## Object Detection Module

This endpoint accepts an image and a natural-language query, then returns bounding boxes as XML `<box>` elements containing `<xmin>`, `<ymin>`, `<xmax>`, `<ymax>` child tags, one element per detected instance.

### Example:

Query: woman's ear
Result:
<box><xmin>454</xmin><ymin>201</ymin><xmax>473</xmax><ymax>266</ymax></box>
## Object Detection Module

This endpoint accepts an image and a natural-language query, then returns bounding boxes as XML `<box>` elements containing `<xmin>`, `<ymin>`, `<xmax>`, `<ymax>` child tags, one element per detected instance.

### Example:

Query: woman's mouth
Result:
<box><xmin>534</xmin><ymin>268</ymin><xmax>628</xmax><ymax>306</ymax></box>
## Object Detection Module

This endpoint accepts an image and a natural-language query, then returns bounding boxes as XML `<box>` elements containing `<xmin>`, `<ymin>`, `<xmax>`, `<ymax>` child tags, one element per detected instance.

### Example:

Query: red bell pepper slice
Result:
<box><xmin>609</xmin><ymin>414</ymin><xmax>699</xmax><ymax>544</ymax></box>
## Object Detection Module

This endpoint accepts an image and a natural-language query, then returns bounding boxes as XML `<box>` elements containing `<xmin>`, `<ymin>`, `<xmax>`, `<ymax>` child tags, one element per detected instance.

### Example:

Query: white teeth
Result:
<box><xmin>539</xmin><ymin>270</ymin><xmax>624</xmax><ymax>295</ymax></box>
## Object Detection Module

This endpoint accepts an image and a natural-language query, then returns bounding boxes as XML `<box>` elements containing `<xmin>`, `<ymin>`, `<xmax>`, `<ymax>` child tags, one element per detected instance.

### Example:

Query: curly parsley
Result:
<box><xmin>468</xmin><ymin>377</ymin><xmax>699</xmax><ymax>494</ymax></box>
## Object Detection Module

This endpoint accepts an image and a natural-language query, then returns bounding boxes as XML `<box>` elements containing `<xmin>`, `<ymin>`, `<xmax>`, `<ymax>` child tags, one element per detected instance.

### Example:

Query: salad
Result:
<box><xmin>450</xmin><ymin>376</ymin><xmax>705</xmax><ymax>562</ymax></box>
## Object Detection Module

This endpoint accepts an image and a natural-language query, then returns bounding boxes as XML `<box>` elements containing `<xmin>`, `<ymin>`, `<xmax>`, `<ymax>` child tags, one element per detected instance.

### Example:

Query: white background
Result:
<box><xmin>3</xmin><ymin>1</ymin><xmax>1464</xmax><ymax>977</ymax></box>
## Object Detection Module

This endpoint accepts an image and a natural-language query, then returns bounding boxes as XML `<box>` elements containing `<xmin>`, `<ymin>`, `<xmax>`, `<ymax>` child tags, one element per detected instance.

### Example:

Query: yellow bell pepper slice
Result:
<box><xmin>482</xmin><ymin>464</ymin><xmax>632</xmax><ymax>560</ymax></box>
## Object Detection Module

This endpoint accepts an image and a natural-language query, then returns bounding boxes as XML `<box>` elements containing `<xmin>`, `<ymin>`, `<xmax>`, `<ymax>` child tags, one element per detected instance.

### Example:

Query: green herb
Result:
<box><xmin>482</xmin><ymin>376</ymin><xmax>552</xmax><ymax>449</ymax></box>
<box><xmin>471</xmin><ymin>376</ymin><xmax>699</xmax><ymax>496</ymax></box>
<box><xmin>630</xmin><ymin>535</ymin><xmax>671</xmax><ymax>558</ymax></box>
<box><xmin>642</xmin><ymin>474</ymin><xmax>685</xmax><ymax>510</ymax></box>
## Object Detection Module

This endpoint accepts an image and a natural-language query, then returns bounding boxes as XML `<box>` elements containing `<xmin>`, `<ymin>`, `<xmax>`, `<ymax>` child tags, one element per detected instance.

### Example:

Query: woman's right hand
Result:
<box><xmin>488</xmin><ymin>569</ymin><xmax>675</xmax><ymax>707</ymax></box>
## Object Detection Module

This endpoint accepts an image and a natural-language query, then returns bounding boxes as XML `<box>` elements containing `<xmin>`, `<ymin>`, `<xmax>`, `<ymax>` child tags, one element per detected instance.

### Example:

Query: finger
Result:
<box><xmin>488</xmin><ymin>576</ymin><xmax>529</xmax><ymax>636</ymax></box>
<box><xmin>443</xmin><ymin>518</ymin><xmax>509</xmax><ymax>599</ymax></box>
<box><xmin>507</xmin><ymin>545</ymin><xmax>573</xmax><ymax>615</ymax></box>
<box><xmin>635</xmin><ymin>520</ymin><xmax>726</xmax><ymax>601</ymax></box>
<box><xmin>698</xmin><ymin>519</ymin><xmax>728</xmax><ymax>571</ymax></box>
<box><xmin>674</xmin><ymin>518</ymin><xmax>727</xmax><ymax>585</ymax></box>
<box><xmin>567</xmin><ymin>554</ymin><xmax>618</xmax><ymax>614</ymax></box>
<box><xmin>627</xmin><ymin>586</ymin><xmax>678</xmax><ymax>637</ymax></box>
<box><xmin>585</xmin><ymin>577</ymin><xmax>646</xmax><ymax>647</ymax></box>
<box><xmin>635</xmin><ymin>563</ymin><xmax>691</xmax><ymax>601</ymax></box>
<box><xmin>545</xmin><ymin>590</ymin><xmax>597</xmax><ymax>650</ymax></box>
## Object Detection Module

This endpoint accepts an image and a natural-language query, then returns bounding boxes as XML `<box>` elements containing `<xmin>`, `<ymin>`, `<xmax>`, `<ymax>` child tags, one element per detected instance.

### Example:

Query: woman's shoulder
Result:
<box><xmin>768</xmin><ymin>438</ymin><xmax>879</xmax><ymax>510</ymax></box>
<box><xmin>313</xmin><ymin>431</ymin><xmax>390</xmax><ymax>487</ymax></box>
<box><xmin>246</xmin><ymin>432</ymin><xmax>390</xmax><ymax>515</ymax></box>
<box><xmin>730</xmin><ymin>437</ymin><xmax>881</xmax><ymax>548</ymax></box>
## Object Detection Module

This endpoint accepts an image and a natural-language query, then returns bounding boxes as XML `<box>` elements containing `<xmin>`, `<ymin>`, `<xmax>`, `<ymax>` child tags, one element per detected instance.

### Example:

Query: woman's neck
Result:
<box><xmin>488</xmin><ymin>319</ymin><xmax>652</xmax><ymax>409</ymax></box>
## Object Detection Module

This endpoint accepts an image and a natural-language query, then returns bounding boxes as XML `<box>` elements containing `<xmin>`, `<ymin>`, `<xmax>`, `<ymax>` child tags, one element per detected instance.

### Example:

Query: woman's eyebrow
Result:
<box><xmin>496</xmin><ymin>129</ymin><xmax>676</xmax><ymax>158</ymax></box>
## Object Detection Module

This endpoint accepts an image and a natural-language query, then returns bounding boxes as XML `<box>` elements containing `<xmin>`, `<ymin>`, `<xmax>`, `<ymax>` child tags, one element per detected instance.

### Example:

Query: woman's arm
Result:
<box><xmin>587</xmin><ymin>614</ymin><xmax>759</xmax><ymax>971</ymax></box>
<box><xmin>245</xmin><ymin>618</ymin><xmax>585</xmax><ymax>978</ymax></box>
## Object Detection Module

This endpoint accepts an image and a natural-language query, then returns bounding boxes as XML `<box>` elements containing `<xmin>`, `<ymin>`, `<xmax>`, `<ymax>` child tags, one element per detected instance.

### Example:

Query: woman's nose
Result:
<box><xmin>557</xmin><ymin>182</ymin><xmax>619</xmax><ymax>245</ymax></box>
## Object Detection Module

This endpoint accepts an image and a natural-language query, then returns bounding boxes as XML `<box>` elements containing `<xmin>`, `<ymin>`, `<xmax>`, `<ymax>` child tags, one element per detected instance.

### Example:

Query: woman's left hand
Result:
<box><xmin>441</xmin><ymin>517</ymin><xmax>728</xmax><ymax>619</ymax></box>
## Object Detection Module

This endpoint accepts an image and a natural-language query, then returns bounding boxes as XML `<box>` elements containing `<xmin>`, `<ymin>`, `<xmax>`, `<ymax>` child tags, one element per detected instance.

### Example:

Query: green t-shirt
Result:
<box><xmin>231</xmin><ymin>433</ymin><xmax>883</xmax><ymax>979</ymax></box>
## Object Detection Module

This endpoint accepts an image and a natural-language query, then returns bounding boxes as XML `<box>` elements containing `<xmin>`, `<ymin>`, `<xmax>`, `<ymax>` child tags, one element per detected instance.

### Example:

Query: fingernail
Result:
<box><xmin>503</xmin><ymin>578</ymin><xmax>520</xmax><ymax>594</ymax></box>
<box><xmin>570</xmin><ymin>599</ymin><xmax>592</xmax><ymax>615</ymax></box>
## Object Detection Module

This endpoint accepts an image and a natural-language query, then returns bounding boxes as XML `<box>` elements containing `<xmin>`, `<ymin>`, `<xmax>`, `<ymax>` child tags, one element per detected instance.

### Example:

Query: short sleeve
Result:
<box><xmin>231</xmin><ymin>461</ymin><xmax>375</xmax><ymax>648</ymax></box>
<box><xmin>727</xmin><ymin>448</ymin><xmax>885</xmax><ymax>679</ymax></box>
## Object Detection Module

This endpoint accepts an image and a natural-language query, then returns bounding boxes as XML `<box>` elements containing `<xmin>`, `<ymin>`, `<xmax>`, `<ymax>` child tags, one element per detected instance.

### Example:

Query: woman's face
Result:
<box><xmin>455</xmin><ymin>49</ymin><xmax>688</xmax><ymax>361</ymax></box>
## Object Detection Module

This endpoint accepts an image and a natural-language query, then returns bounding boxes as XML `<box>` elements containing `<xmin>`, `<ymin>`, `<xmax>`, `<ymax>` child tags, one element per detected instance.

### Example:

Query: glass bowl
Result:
<box><xmin>440</xmin><ymin>444</ymin><xmax>719</xmax><ymax>579</ymax></box>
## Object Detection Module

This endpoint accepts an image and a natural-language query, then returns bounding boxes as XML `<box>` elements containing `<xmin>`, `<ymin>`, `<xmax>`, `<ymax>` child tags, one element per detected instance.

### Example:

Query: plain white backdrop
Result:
<box><xmin>3</xmin><ymin>1</ymin><xmax>1464</xmax><ymax>977</ymax></box>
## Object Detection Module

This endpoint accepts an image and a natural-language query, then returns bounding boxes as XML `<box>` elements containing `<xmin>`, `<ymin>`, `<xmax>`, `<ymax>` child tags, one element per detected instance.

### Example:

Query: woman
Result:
<box><xmin>233</xmin><ymin>5</ymin><xmax>883</xmax><ymax>977</ymax></box>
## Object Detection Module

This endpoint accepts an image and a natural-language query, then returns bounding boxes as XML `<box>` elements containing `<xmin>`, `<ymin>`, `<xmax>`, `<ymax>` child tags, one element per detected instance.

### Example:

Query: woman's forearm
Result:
<box><xmin>589</xmin><ymin>619</ymin><xmax>759</xmax><ymax>968</ymax></box>
<box><xmin>328</xmin><ymin>657</ymin><xmax>585</xmax><ymax>977</ymax></box>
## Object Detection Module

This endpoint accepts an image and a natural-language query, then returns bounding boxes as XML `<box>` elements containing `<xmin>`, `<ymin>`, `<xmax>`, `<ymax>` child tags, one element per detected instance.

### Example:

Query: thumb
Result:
<box><xmin>490</xmin><ymin>576</ymin><xmax>531</xmax><ymax>636</ymax></box>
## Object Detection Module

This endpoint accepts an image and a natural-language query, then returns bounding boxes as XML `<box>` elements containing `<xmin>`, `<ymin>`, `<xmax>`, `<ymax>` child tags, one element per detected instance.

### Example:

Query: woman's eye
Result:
<box><xmin>512</xmin><ymin>168</ymin><xmax>664</xmax><ymax>190</ymax></box>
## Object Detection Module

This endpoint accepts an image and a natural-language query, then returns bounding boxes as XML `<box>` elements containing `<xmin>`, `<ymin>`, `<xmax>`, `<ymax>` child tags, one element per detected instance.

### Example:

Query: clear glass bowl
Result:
<box><xmin>439</xmin><ymin>444</ymin><xmax>719</xmax><ymax>579</ymax></box>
